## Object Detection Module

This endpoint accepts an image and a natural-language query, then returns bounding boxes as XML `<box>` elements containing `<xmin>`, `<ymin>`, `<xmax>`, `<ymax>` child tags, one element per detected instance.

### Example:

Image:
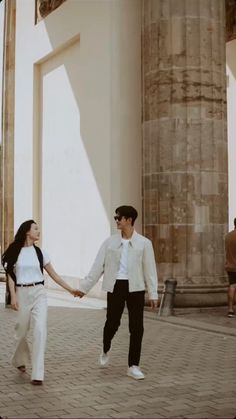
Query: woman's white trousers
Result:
<box><xmin>12</xmin><ymin>285</ymin><xmax>47</xmax><ymax>381</ymax></box>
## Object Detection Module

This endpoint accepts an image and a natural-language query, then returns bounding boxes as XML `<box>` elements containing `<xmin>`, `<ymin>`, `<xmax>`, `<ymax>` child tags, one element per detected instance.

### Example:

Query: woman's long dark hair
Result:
<box><xmin>2</xmin><ymin>219</ymin><xmax>36</xmax><ymax>281</ymax></box>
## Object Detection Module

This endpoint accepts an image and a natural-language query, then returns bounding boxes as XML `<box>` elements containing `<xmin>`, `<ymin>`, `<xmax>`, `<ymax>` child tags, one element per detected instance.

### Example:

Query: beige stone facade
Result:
<box><xmin>1</xmin><ymin>0</ymin><xmax>236</xmax><ymax>307</ymax></box>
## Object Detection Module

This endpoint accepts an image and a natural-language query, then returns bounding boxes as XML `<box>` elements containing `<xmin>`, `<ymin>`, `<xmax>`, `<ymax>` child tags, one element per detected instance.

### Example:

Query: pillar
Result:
<box><xmin>1</xmin><ymin>0</ymin><xmax>16</xmax><ymax>255</ymax></box>
<box><xmin>142</xmin><ymin>0</ymin><xmax>228</xmax><ymax>306</ymax></box>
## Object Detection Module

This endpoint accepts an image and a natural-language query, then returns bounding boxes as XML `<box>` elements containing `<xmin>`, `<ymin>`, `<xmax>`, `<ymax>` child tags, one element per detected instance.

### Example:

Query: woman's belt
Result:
<box><xmin>16</xmin><ymin>281</ymin><xmax>44</xmax><ymax>287</ymax></box>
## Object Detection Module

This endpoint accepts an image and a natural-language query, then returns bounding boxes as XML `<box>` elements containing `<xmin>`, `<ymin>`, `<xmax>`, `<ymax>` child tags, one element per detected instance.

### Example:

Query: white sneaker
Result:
<box><xmin>99</xmin><ymin>351</ymin><xmax>110</xmax><ymax>367</ymax></box>
<box><xmin>127</xmin><ymin>365</ymin><xmax>145</xmax><ymax>380</ymax></box>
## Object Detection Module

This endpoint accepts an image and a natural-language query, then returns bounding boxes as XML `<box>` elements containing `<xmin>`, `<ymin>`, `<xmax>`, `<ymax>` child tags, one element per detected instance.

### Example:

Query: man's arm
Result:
<box><xmin>143</xmin><ymin>239</ymin><xmax>159</xmax><ymax>307</ymax></box>
<box><xmin>78</xmin><ymin>239</ymin><xmax>108</xmax><ymax>294</ymax></box>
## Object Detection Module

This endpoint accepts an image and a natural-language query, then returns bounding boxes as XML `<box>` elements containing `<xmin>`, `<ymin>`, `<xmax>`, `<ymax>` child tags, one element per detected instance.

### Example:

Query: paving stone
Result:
<box><xmin>0</xmin><ymin>303</ymin><xmax>236</xmax><ymax>418</ymax></box>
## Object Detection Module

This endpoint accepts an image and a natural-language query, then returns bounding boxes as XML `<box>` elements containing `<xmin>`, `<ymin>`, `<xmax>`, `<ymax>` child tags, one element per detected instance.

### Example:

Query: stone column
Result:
<box><xmin>142</xmin><ymin>0</ymin><xmax>228</xmax><ymax>307</ymax></box>
<box><xmin>0</xmin><ymin>0</ymin><xmax>16</xmax><ymax>254</ymax></box>
<box><xmin>226</xmin><ymin>0</ymin><xmax>236</xmax><ymax>42</ymax></box>
<box><xmin>35</xmin><ymin>0</ymin><xmax>66</xmax><ymax>23</ymax></box>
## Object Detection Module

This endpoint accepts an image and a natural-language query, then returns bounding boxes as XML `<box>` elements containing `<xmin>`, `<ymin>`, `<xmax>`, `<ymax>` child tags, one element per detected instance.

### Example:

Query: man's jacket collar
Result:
<box><xmin>116</xmin><ymin>230</ymin><xmax>138</xmax><ymax>247</ymax></box>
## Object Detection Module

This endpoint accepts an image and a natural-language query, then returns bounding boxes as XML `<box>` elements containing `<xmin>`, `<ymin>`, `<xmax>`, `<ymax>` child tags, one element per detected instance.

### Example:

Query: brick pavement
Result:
<box><xmin>0</xmin><ymin>301</ymin><xmax>236</xmax><ymax>419</ymax></box>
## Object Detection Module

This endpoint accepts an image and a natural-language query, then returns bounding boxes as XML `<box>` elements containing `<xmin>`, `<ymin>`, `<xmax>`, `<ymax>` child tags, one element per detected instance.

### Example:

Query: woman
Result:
<box><xmin>2</xmin><ymin>219</ymin><xmax>80</xmax><ymax>386</ymax></box>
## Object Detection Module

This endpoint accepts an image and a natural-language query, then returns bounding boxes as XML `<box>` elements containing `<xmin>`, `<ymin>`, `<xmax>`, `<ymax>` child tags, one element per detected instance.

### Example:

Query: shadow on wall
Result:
<box><xmin>39</xmin><ymin>12</ymin><xmax>110</xmax><ymax>219</ymax></box>
<box><xmin>38</xmin><ymin>0</ymin><xmax>141</xmax><ymax>229</ymax></box>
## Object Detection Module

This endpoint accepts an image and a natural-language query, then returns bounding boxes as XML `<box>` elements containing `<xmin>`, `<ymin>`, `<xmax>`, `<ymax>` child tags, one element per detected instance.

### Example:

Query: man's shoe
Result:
<box><xmin>227</xmin><ymin>311</ymin><xmax>234</xmax><ymax>318</ymax></box>
<box><xmin>127</xmin><ymin>365</ymin><xmax>145</xmax><ymax>380</ymax></box>
<box><xmin>31</xmin><ymin>380</ymin><xmax>43</xmax><ymax>386</ymax></box>
<box><xmin>99</xmin><ymin>351</ymin><xmax>110</xmax><ymax>367</ymax></box>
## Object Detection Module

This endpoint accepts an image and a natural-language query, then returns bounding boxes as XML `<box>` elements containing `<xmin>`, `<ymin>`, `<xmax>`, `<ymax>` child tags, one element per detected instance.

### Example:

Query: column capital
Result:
<box><xmin>35</xmin><ymin>0</ymin><xmax>66</xmax><ymax>23</ymax></box>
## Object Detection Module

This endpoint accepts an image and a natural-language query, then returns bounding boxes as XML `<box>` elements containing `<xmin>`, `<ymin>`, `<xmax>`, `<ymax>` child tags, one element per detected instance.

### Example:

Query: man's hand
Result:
<box><xmin>73</xmin><ymin>289</ymin><xmax>85</xmax><ymax>298</ymax></box>
<box><xmin>11</xmin><ymin>295</ymin><xmax>19</xmax><ymax>311</ymax></box>
<box><xmin>149</xmin><ymin>299</ymin><xmax>159</xmax><ymax>310</ymax></box>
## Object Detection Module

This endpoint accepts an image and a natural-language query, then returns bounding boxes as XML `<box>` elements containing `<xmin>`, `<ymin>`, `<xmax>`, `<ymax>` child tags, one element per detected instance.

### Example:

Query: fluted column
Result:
<box><xmin>1</xmin><ymin>0</ymin><xmax>16</xmax><ymax>254</ymax></box>
<box><xmin>142</xmin><ymin>0</ymin><xmax>228</xmax><ymax>306</ymax></box>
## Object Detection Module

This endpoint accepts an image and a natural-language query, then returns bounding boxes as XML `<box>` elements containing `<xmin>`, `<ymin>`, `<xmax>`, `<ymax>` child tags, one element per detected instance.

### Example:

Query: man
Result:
<box><xmin>225</xmin><ymin>218</ymin><xmax>236</xmax><ymax>317</ymax></box>
<box><xmin>78</xmin><ymin>205</ymin><xmax>158</xmax><ymax>380</ymax></box>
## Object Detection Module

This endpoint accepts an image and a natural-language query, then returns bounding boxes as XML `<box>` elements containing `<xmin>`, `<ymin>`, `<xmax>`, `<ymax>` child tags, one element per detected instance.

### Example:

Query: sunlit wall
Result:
<box><xmin>14</xmin><ymin>0</ymin><xmax>142</xmax><ymax>293</ymax></box>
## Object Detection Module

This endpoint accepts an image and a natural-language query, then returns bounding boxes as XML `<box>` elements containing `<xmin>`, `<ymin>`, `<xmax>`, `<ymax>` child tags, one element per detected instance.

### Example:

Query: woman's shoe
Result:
<box><xmin>227</xmin><ymin>311</ymin><xmax>234</xmax><ymax>318</ymax></box>
<box><xmin>31</xmin><ymin>380</ymin><xmax>43</xmax><ymax>385</ymax></box>
<box><xmin>17</xmin><ymin>365</ymin><xmax>26</xmax><ymax>373</ymax></box>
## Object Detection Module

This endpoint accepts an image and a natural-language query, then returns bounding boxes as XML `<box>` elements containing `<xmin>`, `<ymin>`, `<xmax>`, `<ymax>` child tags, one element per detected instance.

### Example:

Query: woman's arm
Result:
<box><xmin>8</xmin><ymin>275</ymin><xmax>18</xmax><ymax>310</ymax></box>
<box><xmin>44</xmin><ymin>263</ymin><xmax>80</xmax><ymax>296</ymax></box>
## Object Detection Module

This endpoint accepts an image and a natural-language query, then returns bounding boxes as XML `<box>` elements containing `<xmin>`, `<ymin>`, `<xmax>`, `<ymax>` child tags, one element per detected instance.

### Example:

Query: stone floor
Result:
<box><xmin>0</xmin><ymin>283</ymin><xmax>235</xmax><ymax>419</ymax></box>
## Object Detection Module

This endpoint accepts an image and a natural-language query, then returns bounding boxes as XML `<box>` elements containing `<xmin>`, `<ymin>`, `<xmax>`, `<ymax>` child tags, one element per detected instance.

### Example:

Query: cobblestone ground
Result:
<box><xmin>0</xmin><ymin>303</ymin><xmax>236</xmax><ymax>419</ymax></box>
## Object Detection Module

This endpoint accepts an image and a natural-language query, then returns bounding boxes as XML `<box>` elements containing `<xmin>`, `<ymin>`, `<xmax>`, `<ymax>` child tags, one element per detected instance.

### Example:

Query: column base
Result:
<box><xmin>146</xmin><ymin>285</ymin><xmax>228</xmax><ymax>308</ymax></box>
<box><xmin>173</xmin><ymin>285</ymin><xmax>228</xmax><ymax>308</ymax></box>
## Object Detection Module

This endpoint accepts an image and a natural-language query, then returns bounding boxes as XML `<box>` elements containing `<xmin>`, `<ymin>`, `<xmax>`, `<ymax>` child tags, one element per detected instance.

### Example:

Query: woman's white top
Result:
<box><xmin>15</xmin><ymin>246</ymin><xmax>50</xmax><ymax>285</ymax></box>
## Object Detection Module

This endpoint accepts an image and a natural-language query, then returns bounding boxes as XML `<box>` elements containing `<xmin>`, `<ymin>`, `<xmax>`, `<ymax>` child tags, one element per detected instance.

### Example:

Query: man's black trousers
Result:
<box><xmin>103</xmin><ymin>280</ymin><xmax>145</xmax><ymax>367</ymax></box>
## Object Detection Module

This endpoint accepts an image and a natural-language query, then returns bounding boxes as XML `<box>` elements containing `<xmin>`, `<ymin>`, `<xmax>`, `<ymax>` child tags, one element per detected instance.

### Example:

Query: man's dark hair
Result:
<box><xmin>115</xmin><ymin>205</ymin><xmax>138</xmax><ymax>226</ymax></box>
<box><xmin>234</xmin><ymin>218</ymin><xmax>236</xmax><ymax>229</ymax></box>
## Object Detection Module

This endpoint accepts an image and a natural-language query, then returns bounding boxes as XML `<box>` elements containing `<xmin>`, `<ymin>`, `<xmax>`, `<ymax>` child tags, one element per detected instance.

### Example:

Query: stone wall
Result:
<box><xmin>142</xmin><ymin>0</ymin><xmax>228</xmax><ymax>306</ymax></box>
<box><xmin>226</xmin><ymin>0</ymin><xmax>236</xmax><ymax>42</ymax></box>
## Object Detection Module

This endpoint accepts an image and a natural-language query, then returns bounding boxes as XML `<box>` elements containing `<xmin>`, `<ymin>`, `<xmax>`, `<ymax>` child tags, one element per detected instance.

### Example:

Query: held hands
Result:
<box><xmin>71</xmin><ymin>289</ymin><xmax>85</xmax><ymax>298</ymax></box>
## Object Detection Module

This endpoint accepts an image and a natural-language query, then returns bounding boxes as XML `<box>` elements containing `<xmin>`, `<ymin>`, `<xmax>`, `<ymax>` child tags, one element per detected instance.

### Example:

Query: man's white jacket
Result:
<box><xmin>79</xmin><ymin>231</ymin><xmax>158</xmax><ymax>300</ymax></box>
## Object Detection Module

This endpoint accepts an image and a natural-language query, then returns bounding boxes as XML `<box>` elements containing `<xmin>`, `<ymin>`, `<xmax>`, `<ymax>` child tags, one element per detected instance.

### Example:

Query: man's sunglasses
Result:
<box><xmin>114</xmin><ymin>215</ymin><xmax>123</xmax><ymax>221</ymax></box>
